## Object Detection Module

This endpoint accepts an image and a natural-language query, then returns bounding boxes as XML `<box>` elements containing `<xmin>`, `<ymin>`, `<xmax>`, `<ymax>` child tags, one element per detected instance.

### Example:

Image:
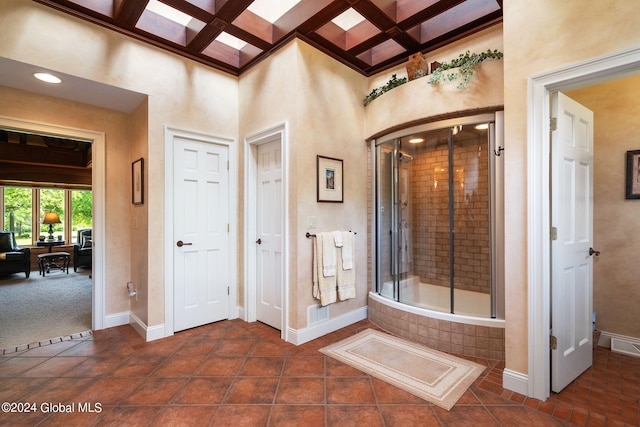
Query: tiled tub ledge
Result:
<box><xmin>368</xmin><ymin>292</ymin><xmax>505</xmax><ymax>360</ymax></box>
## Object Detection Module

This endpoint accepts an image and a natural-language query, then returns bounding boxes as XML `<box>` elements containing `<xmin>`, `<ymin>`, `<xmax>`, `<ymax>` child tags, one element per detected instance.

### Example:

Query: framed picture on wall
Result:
<box><xmin>625</xmin><ymin>150</ymin><xmax>640</xmax><ymax>199</ymax></box>
<box><xmin>132</xmin><ymin>157</ymin><xmax>144</xmax><ymax>205</ymax></box>
<box><xmin>317</xmin><ymin>155</ymin><xmax>343</xmax><ymax>203</ymax></box>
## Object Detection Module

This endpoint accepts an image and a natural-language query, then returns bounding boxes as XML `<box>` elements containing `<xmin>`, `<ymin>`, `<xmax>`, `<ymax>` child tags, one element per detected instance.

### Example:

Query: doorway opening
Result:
<box><xmin>526</xmin><ymin>46</ymin><xmax>640</xmax><ymax>401</ymax></box>
<box><xmin>163</xmin><ymin>126</ymin><xmax>238</xmax><ymax>337</ymax></box>
<box><xmin>0</xmin><ymin>115</ymin><xmax>106</xmax><ymax>346</ymax></box>
<box><xmin>245</xmin><ymin>123</ymin><xmax>288</xmax><ymax>339</ymax></box>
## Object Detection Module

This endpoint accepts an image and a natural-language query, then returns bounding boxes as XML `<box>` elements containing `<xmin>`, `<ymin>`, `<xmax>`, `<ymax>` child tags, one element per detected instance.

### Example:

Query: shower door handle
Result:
<box><xmin>589</xmin><ymin>247</ymin><xmax>600</xmax><ymax>257</ymax></box>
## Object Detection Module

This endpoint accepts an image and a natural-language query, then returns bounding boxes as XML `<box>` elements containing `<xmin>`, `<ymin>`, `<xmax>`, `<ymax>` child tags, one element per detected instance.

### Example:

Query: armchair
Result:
<box><xmin>73</xmin><ymin>228</ymin><xmax>92</xmax><ymax>272</ymax></box>
<box><xmin>0</xmin><ymin>231</ymin><xmax>31</xmax><ymax>278</ymax></box>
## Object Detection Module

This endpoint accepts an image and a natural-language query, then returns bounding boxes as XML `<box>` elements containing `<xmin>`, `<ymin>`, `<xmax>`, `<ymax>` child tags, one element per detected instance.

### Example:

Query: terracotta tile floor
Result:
<box><xmin>0</xmin><ymin>319</ymin><xmax>638</xmax><ymax>426</ymax></box>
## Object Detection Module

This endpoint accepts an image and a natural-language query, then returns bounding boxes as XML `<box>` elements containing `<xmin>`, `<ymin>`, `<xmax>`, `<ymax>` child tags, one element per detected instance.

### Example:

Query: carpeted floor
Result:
<box><xmin>0</xmin><ymin>268</ymin><xmax>91</xmax><ymax>350</ymax></box>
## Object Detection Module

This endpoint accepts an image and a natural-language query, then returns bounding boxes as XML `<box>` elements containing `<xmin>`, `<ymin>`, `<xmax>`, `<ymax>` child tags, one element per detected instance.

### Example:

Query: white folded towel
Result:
<box><xmin>322</xmin><ymin>232</ymin><xmax>336</xmax><ymax>277</ymax></box>
<box><xmin>333</xmin><ymin>230</ymin><xmax>343</xmax><ymax>248</ymax></box>
<box><xmin>337</xmin><ymin>231</ymin><xmax>356</xmax><ymax>301</ymax></box>
<box><xmin>341</xmin><ymin>231</ymin><xmax>354</xmax><ymax>270</ymax></box>
<box><xmin>314</xmin><ymin>233</ymin><xmax>337</xmax><ymax>306</ymax></box>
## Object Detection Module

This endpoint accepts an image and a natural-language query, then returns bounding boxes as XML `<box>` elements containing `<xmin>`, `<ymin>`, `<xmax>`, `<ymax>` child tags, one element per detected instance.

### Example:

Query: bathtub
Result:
<box><xmin>369</xmin><ymin>276</ymin><xmax>505</xmax><ymax>359</ymax></box>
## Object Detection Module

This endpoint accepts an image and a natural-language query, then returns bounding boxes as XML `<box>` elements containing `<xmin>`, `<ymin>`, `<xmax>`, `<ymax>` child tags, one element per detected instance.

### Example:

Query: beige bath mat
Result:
<box><xmin>320</xmin><ymin>329</ymin><xmax>485</xmax><ymax>410</ymax></box>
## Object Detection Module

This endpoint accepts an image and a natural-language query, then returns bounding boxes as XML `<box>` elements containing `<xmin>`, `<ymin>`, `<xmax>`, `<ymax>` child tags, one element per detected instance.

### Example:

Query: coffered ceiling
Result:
<box><xmin>34</xmin><ymin>0</ymin><xmax>502</xmax><ymax>76</ymax></box>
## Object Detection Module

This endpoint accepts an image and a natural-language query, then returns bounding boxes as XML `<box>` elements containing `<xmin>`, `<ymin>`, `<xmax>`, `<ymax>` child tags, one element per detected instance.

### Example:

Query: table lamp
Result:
<box><xmin>42</xmin><ymin>211</ymin><xmax>61</xmax><ymax>240</ymax></box>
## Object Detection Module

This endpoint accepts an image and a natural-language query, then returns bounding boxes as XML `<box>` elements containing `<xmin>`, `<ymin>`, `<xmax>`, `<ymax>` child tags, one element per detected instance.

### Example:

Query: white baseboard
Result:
<box><xmin>286</xmin><ymin>306</ymin><xmax>368</xmax><ymax>346</ymax></box>
<box><xmin>503</xmin><ymin>368</ymin><xmax>529</xmax><ymax>396</ymax></box>
<box><xmin>103</xmin><ymin>311</ymin><xmax>130</xmax><ymax>328</ymax></box>
<box><xmin>128</xmin><ymin>312</ymin><xmax>165</xmax><ymax>342</ymax></box>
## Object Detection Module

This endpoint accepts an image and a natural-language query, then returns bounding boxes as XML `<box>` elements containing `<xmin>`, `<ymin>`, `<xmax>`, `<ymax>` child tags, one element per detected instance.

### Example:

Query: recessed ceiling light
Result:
<box><xmin>409</xmin><ymin>138</ymin><xmax>424</xmax><ymax>144</ymax></box>
<box><xmin>34</xmin><ymin>72</ymin><xmax>62</xmax><ymax>84</ymax></box>
<box><xmin>475</xmin><ymin>123</ymin><xmax>489</xmax><ymax>130</ymax></box>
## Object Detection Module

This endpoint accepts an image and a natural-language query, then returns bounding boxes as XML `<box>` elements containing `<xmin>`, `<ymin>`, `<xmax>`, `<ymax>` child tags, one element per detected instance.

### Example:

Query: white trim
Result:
<box><xmin>503</xmin><ymin>369</ymin><xmax>529</xmax><ymax>396</ymax></box>
<box><xmin>129</xmin><ymin>312</ymin><xmax>165</xmax><ymax>342</ymax></box>
<box><xmin>287</xmin><ymin>306</ymin><xmax>368</xmax><ymax>345</ymax></box>
<box><xmin>103</xmin><ymin>311</ymin><xmax>130</xmax><ymax>328</ymax></box>
<box><xmin>244</xmin><ymin>123</ymin><xmax>289</xmax><ymax>341</ymax></box>
<box><xmin>0</xmin><ymin>116</ymin><xmax>106</xmax><ymax>331</ymax></box>
<box><xmin>163</xmin><ymin>126</ymin><xmax>238</xmax><ymax>338</ymax></box>
<box><xmin>527</xmin><ymin>45</ymin><xmax>640</xmax><ymax>401</ymax></box>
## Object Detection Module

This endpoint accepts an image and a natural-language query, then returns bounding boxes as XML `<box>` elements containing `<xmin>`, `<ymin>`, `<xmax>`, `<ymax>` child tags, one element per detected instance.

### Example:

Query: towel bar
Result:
<box><xmin>306</xmin><ymin>231</ymin><xmax>357</xmax><ymax>238</ymax></box>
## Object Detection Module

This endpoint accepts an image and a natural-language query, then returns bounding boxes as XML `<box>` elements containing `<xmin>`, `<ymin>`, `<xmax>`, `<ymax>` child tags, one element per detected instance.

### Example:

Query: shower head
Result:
<box><xmin>398</xmin><ymin>152</ymin><xmax>414</xmax><ymax>162</ymax></box>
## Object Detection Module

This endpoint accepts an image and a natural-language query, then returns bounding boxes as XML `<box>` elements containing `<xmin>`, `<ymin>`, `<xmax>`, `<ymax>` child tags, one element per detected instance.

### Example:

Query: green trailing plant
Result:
<box><xmin>363</xmin><ymin>74</ymin><xmax>408</xmax><ymax>106</ymax></box>
<box><xmin>428</xmin><ymin>49</ymin><xmax>503</xmax><ymax>89</ymax></box>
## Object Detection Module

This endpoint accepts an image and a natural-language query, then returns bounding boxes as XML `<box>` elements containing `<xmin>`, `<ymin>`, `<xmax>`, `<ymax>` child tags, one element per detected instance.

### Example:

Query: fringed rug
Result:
<box><xmin>320</xmin><ymin>329</ymin><xmax>485</xmax><ymax>410</ymax></box>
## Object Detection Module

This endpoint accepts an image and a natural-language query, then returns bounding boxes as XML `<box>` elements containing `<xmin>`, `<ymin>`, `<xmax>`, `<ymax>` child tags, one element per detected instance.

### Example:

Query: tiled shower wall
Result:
<box><xmin>411</xmin><ymin>136</ymin><xmax>491</xmax><ymax>294</ymax></box>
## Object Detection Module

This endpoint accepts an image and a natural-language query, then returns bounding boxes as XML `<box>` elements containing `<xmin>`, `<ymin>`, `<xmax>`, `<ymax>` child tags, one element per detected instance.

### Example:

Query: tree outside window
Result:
<box><xmin>3</xmin><ymin>187</ymin><xmax>32</xmax><ymax>246</ymax></box>
<box><xmin>71</xmin><ymin>190</ymin><xmax>92</xmax><ymax>243</ymax></box>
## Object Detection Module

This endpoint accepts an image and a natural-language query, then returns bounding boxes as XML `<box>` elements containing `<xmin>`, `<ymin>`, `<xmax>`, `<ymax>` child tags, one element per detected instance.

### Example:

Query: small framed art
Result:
<box><xmin>317</xmin><ymin>155</ymin><xmax>343</xmax><ymax>203</ymax></box>
<box><xmin>132</xmin><ymin>157</ymin><xmax>144</xmax><ymax>205</ymax></box>
<box><xmin>626</xmin><ymin>150</ymin><xmax>640</xmax><ymax>199</ymax></box>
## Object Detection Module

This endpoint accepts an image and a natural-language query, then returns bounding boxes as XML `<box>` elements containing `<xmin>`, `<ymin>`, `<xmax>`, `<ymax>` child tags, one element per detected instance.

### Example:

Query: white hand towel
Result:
<box><xmin>315</xmin><ymin>234</ymin><xmax>337</xmax><ymax>306</ymax></box>
<box><xmin>333</xmin><ymin>230</ymin><xmax>343</xmax><ymax>248</ymax></box>
<box><xmin>312</xmin><ymin>236</ymin><xmax>319</xmax><ymax>300</ymax></box>
<box><xmin>341</xmin><ymin>231</ymin><xmax>354</xmax><ymax>270</ymax></box>
<box><xmin>337</xmin><ymin>233</ymin><xmax>356</xmax><ymax>301</ymax></box>
<box><xmin>322</xmin><ymin>232</ymin><xmax>336</xmax><ymax>277</ymax></box>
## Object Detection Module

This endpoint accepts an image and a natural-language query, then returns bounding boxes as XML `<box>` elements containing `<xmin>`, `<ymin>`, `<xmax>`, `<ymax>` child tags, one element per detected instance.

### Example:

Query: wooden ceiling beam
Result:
<box><xmin>0</xmin><ymin>162</ymin><xmax>91</xmax><ymax>187</ymax></box>
<box><xmin>34</xmin><ymin>0</ymin><xmax>502</xmax><ymax>77</ymax></box>
<box><xmin>114</xmin><ymin>0</ymin><xmax>148</xmax><ymax>28</ymax></box>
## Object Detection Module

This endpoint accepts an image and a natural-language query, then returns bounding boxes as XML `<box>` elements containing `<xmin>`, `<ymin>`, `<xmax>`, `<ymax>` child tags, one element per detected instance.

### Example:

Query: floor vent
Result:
<box><xmin>611</xmin><ymin>337</ymin><xmax>640</xmax><ymax>358</ymax></box>
<box><xmin>308</xmin><ymin>304</ymin><xmax>329</xmax><ymax>324</ymax></box>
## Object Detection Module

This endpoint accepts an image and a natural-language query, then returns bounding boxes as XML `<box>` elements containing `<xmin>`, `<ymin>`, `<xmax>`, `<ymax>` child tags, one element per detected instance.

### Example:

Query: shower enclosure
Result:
<box><xmin>374</xmin><ymin>114</ymin><xmax>503</xmax><ymax>319</ymax></box>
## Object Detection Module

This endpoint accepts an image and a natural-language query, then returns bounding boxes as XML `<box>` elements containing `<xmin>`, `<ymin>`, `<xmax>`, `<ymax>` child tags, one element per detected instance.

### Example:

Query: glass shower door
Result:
<box><xmin>450</xmin><ymin>125</ymin><xmax>492</xmax><ymax>317</ymax></box>
<box><xmin>375</xmin><ymin>118</ymin><xmax>497</xmax><ymax>318</ymax></box>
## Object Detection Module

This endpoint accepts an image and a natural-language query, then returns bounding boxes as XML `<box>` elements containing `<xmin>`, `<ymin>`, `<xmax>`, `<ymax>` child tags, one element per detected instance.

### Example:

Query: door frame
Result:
<box><xmin>0</xmin><ymin>116</ymin><xmax>105</xmax><ymax>330</ymax></box>
<box><xmin>164</xmin><ymin>126</ymin><xmax>237</xmax><ymax>337</ymax></box>
<box><xmin>244</xmin><ymin>123</ymin><xmax>288</xmax><ymax>340</ymax></box>
<box><xmin>527</xmin><ymin>46</ymin><xmax>640</xmax><ymax>401</ymax></box>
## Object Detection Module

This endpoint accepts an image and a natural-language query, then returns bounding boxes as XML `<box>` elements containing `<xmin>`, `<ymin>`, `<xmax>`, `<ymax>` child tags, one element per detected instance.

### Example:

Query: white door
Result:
<box><xmin>551</xmin><ymin>92</ymin><xmax>595</xmax><ymax>392</ymax></box>
<box><xmin>255</xmin><ymin>140</ymin><xmax>283</xmax><ymax>329</ymax></box>
<box><xmin>173</xmin><ymin>137</ymin><xmax>230</xmax><ymax>332</ymax></box>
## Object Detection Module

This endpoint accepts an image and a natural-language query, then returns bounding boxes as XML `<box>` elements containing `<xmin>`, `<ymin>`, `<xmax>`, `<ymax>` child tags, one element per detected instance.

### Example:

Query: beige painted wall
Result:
<box><xmin>1</xmin><ymin>0</ymin><xmax>238</xmax><ymax>328</ymax></box>
<box><xmin>0</xmin><ymin>86</ymin><xmax>132</xmax><ymax>315</ymax></box>
<box><xmin>129</xmin><ymin>99</ymin><xmax>149</xmax><ymax>324</ymax></box>
<box><xmin>503</xmin><ymin>0</ymin><xmax>640</xmax><ymax>375</ymax></box>
<box><xmin>239</xmin><ymin>39</ymin><xmax>369</xmax><ymax>330</ymax></box>
<box><xmin>567</xmin><ymin>75</ymin><xmax>640</xmax><ymax>339</ymax></box>
<box><xmin>366</xmin><ymin>24</ymin><xmax>503</xmax><ymax>104</ymax></box>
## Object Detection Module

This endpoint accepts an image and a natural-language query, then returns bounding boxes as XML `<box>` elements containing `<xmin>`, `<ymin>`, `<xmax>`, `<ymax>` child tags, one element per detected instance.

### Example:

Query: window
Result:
<box><xmin>71</xmin><ymin>190</ymin><xmax>92</xmax><ymax>244</ymax></box>
<box><xmin>1</xmin><ymin>187</ymin><xmax>33</xmax><ymax>246</ymax></box>
<box><xmin>40</xmin><ymin>188</ymin><xmax>65</xmax><ymax>240</ymax></box>
<box><xmin>1</xmin><ymin>186</ymin><xmax>92</xmax><ymax>245</ymax></box>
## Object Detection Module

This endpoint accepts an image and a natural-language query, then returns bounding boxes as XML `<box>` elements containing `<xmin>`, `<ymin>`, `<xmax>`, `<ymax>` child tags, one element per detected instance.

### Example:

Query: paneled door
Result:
<box><xmin>255</xmin><ymin>139</ymin><xmax>283</xmax><ymax>330</ymax></box>
<box><xmin>173</xmin><ymin>136</ymin><xmax>230</xmax><ymax>332</ymax></box>
<box><xmin>551</xmin><ymin>92</ymin><xmax>595</xmax><ymax>392</ymax></box>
